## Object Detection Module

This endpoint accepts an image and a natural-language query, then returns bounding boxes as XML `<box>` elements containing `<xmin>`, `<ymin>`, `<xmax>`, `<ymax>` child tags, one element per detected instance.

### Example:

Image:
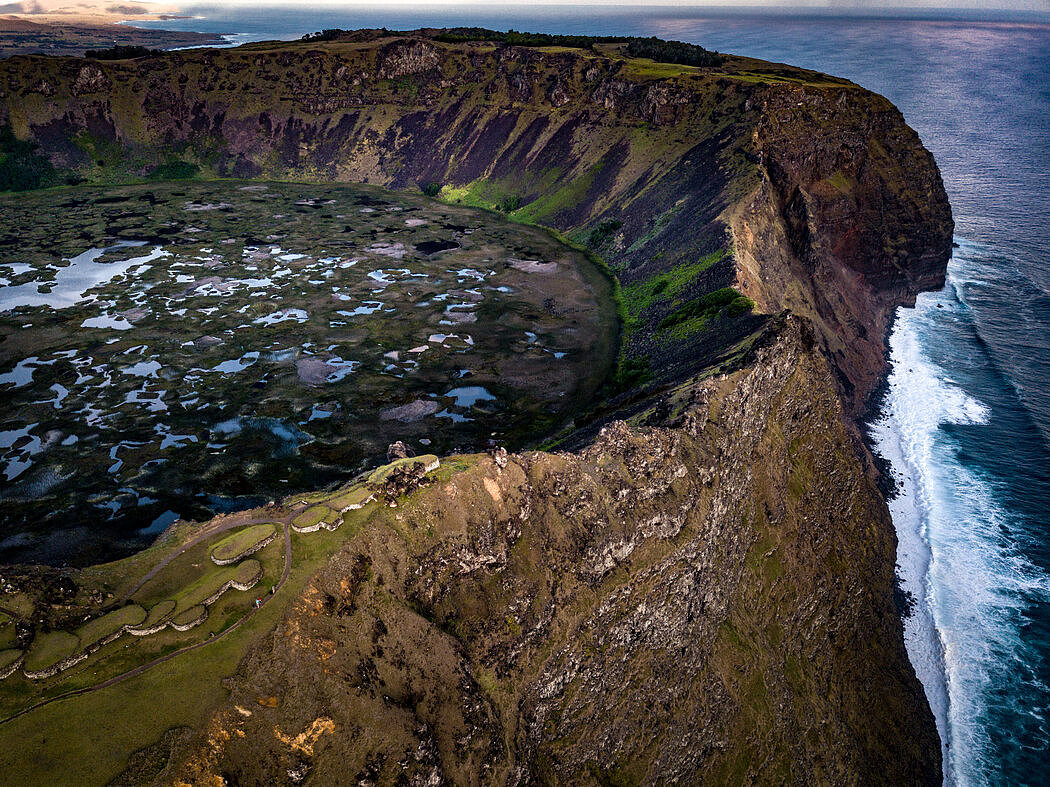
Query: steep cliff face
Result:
<box><xmin>166</xmin><ymin>318</ymin><xmax>939</xmax><ymax>785</ymax></box>
<box><xmin>0</xmin><ymin>33</ymin><xmax>952</xmax><ymax>406</ymax></box>
<box><xmin>732</xmin><ymin>86</ymin><xmax>952</xmax><ymax>413</ymax></box>
<box><xmin>0</xmin><ymin>32</ymin><xmax>951</xmax><ymax>783</ymax></box>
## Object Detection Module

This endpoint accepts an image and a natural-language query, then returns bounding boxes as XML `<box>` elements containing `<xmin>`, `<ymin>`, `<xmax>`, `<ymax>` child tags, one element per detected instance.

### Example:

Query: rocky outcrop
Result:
<box><xmin>732</xmin><ymin>86</ymin><xmax>953</xmax><ymax>413</ymax></box>
<box><xmin>70</xmin><ymin>64</ymin><xmax>109</xmax><ymax>96</ymax></box>
<box><xmin>376</xmin><ymin>39</ymin><xmax>442</xmax><ymax>79</ymax></box>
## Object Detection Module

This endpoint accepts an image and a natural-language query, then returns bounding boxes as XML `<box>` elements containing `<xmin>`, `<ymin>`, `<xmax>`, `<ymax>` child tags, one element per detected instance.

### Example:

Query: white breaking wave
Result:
<box><xmin>873</xmin><ymin>263</ymin><xmax>1050</xmax><ymax>786</ymax></box>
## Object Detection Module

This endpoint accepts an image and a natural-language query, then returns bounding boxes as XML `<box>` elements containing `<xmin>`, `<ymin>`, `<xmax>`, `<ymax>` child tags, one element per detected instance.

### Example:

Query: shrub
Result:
<box><xmin>615</xmin><ymin>357</ymin><xmax>651</xmax><ymax>390</ymax></box>
<box><xmin>498</xmin><ymin>195</ymin><xmax>522</xmax><ymax>213</ymax></box>
<box><xmin>587</xmin><ymin>219</ymin><xmax>623</xmax><ymax>248</ymax></box>
<box><xmin>433</xmin><ymin>28</ymin><xmax>629</xmax><ymax>49</ymax></box>
<box><xmin>625</xmin><ymin>37</ymin><xmax>722</xmax><ymax>68</ymax></box>
<box><xmin>301</xmin><ymin>29</ymin><xmax>346</xmax><ymax>42</ymax></box>
<box><xmin>421</xmin><ymin>182</ymin><xmax>442</xmax><ymax>197</ymax></box>
<box><xmin>146</xmin><ymin>160</ymin><xmax>199</xmax><ymax>180</ymax></box>
<box><xmin>658</xmin><ymin>287</ymin><xmax>754</xmax><ymax>332</ymax></box>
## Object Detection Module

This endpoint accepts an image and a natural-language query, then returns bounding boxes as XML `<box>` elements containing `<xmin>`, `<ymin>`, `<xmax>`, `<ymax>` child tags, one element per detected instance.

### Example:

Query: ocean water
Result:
<box><xmin>131</xmin><ymin>6</ymin><xmax>1050</xmax><ymax>783</ymax></box>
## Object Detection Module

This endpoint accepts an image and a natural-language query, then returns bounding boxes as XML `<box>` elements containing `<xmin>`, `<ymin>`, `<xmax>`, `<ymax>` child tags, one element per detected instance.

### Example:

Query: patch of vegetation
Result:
<box><xmin>0</xmin><ymin>125</ymin><xmax>56</xmax><ymax>192</ymax></box>
<box><xmin>292</xmin><ymin>506</ymin><xmax>337</xmax><ymax>530</ymax></box>
<box><xmin>76</xmin><ymin>604</ymin><xmax>147</xmax><ymax>647</ymax></box>
<box><xmin>826</xmin><ymin>170</ymin><xmax>852</xmax><ymax>193</ymax></box>
<box><xmin>586</xmin><ymin>219</ymin><xmax>622</xmax><ymax>249</ymax></box>
<box><xmin>171</xmin><ymin>605</ymin><xmax>205</xmax><ymax>628</ymax></box>
<box><xmin>622</xmin><ymin>249</ymin><xmax>730</xmax><ymax>326</ymax></box>
<box><xmin>0</xmin><ymin>649</ymin><xmax>22</xmax><ymax>672</ymax></box>
<box><xmin>625</xmin><ymin>203</ymin><xmax>681</xmax><ymax>254</ymax></box>
<box><xmin>657</xmin><ymin>287</ymin><xmax>754</xmax><ymax>333</ymax></box>
<box><xmin>625</xmin><ymin>37</ymin><xmax>722</xmax><ymax>68</ymax></box>
<box><xmin>326</xmin><ymin>486</ymin><xmax>373</xmax><ymax>511</ymax></box>
<box><xmin>0</xmin><ymin>613</ymin><xmax>16</xmax><ymax>648</ymax></box>
<box><xmin>433</xmin><ymin>28</ymin><xmax>630</xmax><ymax>50</ymax></box>
<box><xmin>211</xmin><ymin>524</ymin><xmax>276</xmax><ymax>564</ymax></box>
<box><xmin>300</xmin><ymin>29</ymin><xmax>347</xmax><ymax>42</ymax></box>
<box><xmin>497</xmin><ymin>195</ymin><xmax>523</xmax><ymax>213</ymax></box>
<box><xmin>84</xmin><ymin>46</ymin><xmax>161</xmax><ymax>60</ymax></box>
<box><xmin>139</xmin><ymin>599</ymin><xmax>177</xmax><ymax>629</ymax></box>
<box><xmin>24</xmin><ymin>631</ymin><xmax>79</xmax><ymax>673</ymax></box>
<box><xmin>233</xmin><ymin>560</ymin><xmax>261</xmax><ymax>586</ymax></box>
<box><xmin>170</xmin><ymin>559</ymin><xmax>261</xmax><ymax>613</ymax></box>
<box><xmin>614</xmin><ymin>357</ymin><xmax>651</xmax><ymax>390</ymax></box>
<box><xmin>420</xmin><ymin>182</ymin><xmax>442</xmax><ymax>197</ymax></box>
<box><xmin>146</xmin><ymin>160</ymin><xmax>199</xmax><ymax>180</ymax></box>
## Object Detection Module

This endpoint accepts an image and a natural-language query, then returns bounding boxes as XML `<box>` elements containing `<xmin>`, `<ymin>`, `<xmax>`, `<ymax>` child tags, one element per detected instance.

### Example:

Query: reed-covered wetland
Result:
<box><xmin>0</xmin><ymin>180</ymin><xmax>617</xmax><ymax>564</ymax></box>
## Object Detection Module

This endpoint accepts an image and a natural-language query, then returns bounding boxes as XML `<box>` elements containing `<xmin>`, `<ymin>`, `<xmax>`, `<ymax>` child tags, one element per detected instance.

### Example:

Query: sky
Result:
<box><xmin>5</xmin><ymin>0</ymin><xmax>1047</xmax><ymax>15</ymax></box>
<box><xmin>149</xmin><ymin>0</ymin><xmax>1050</xmax><ymax>12</ymax></box>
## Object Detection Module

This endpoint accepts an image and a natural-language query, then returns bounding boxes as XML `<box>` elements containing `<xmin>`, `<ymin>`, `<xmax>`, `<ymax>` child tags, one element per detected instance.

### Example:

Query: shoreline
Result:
<box><xmin>0</xmin><ymin>11</ymin><xmax>226</xmax><ymax>57</ymax></box>
<box><xmin>867</xmin><ymin>333</ymin><xmax>955</xmax><ymax>784</ymax></box>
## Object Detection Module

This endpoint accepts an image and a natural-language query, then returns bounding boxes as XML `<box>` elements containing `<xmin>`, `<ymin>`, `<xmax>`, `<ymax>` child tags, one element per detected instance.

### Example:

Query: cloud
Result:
<box><xmin>1</xmin><ymin>0</ymin><xmax>45</xmax><ymax>14</ymax></box>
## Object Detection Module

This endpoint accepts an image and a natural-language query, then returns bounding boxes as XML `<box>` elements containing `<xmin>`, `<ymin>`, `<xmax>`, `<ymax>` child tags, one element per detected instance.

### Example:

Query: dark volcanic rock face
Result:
<box><xmin>733</xmin><ymin>85</ymin><xmax>954</xmax><ymax>413</ymax></box>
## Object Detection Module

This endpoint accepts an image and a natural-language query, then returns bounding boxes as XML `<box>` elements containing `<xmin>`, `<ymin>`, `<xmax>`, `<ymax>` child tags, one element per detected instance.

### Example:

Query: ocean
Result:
<box><xmin>133</xmin><ymin>6</ymin><xmax>1050</xmax><ymax>783</ymax></box>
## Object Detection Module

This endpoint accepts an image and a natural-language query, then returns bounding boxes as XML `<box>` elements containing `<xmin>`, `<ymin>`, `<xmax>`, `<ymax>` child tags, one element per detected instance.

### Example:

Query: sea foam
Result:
<box><xmin>873</xmin><ymin>251</ymin><xmax>1050</xmax><ymax>786</ymax></box>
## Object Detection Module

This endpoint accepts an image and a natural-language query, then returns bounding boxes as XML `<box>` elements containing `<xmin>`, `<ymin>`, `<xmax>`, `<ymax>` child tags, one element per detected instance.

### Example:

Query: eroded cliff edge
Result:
<box><xmin>0</xmin><ymin>31</ymin><xmax>951</xmax><ymax>784</ymax></box>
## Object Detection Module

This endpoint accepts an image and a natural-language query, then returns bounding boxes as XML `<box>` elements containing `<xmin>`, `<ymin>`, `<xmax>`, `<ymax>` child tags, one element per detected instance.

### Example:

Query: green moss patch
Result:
<box><xmin>657</xmin><ymin>287</ymin><xmax>755</xmax><ymax>334</ymax></box>
<box><xmin>622</xmin><ymin>249</ymin><xmax>730</xmax><ymax>328</ymax></box>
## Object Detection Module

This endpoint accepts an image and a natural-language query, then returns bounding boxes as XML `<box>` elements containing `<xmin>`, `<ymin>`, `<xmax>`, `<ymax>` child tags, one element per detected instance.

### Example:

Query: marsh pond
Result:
<box><xmin>0</xmin><ymin>182</ymin><xmax>617</xmax><ymax>564</ymax></box>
